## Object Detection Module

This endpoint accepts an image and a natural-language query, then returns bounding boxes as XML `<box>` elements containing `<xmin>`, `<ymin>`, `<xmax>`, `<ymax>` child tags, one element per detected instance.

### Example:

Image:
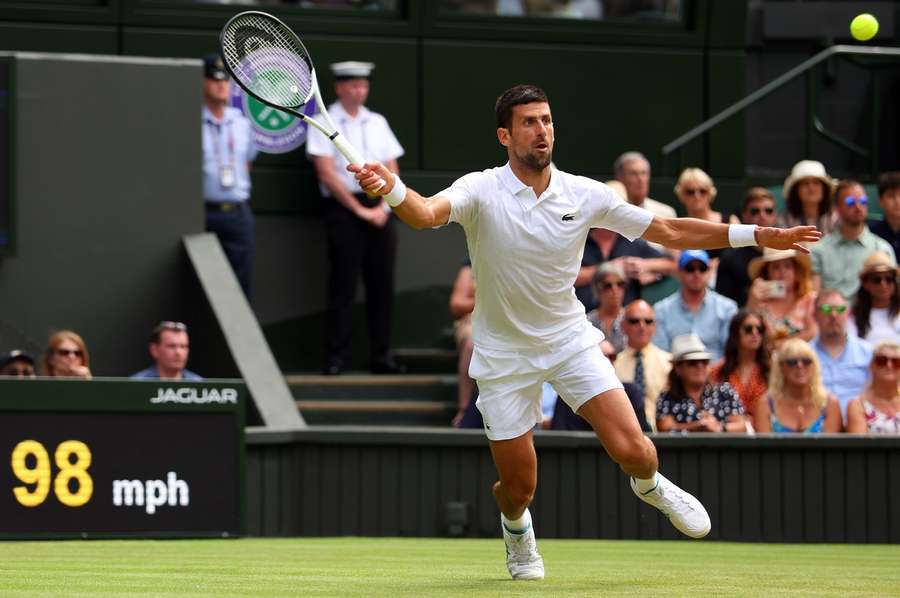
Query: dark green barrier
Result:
<box><xmin>0</xmin><ymin>378</ymin><xmax>245</xmax><ymax>539</ymax></box>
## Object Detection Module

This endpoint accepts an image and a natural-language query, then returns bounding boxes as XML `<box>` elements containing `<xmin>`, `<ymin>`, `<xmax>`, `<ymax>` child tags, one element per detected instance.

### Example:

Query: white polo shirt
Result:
<box><xmin>306</xmin><ymin>102</ymin><xmax>404</xmax><ymax>196</ymax></box>
<box><xmin>441</xmin><ymin>163</ymin><xmax>654</xmax><ymax>377</ymax></box>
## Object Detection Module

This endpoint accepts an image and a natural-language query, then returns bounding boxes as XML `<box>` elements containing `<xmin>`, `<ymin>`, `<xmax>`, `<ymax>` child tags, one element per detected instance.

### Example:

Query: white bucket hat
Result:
<box><xmin>670</xmin><ymin>333</ymin><xmax>712</xmax><ymax>363</ymax></box>
<box><xmin>782</xmin><ymin>160</ymin><xmax>834</xmax><ymax>200</ymax></box>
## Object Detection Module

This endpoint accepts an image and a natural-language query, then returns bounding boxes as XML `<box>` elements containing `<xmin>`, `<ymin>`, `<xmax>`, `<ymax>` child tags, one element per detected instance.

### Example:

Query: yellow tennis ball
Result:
<box><xmin>850</xmin><ymin>13</ymin><xmax>879</xmax><ymax>41</ymax></box>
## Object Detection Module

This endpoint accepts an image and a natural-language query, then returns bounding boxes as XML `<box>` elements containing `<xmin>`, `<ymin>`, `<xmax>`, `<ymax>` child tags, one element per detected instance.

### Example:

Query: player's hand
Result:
<box><xmin>348</xmin><ymin>161</ymin><xmax>393</xmax><ymax>197</ymax></box>
<box><xmin>756</xmin><ymin>226</ymin><xmax>821</xmax><ymax>253</ymax></box>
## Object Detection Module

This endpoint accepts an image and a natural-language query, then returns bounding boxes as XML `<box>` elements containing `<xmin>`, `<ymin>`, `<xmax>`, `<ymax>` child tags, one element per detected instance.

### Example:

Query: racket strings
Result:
<box><xmin>221</xmin><ymin>14</ymin><xmax>313</xmax><ymax>108</ymax></box>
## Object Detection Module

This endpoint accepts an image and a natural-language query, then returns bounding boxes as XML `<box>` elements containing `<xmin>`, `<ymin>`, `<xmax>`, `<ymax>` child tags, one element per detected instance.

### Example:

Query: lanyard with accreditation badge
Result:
<box><xmin>207</xmin><ymin>117</ymin><xmax>236</xmax><ymax>189</ymax></box>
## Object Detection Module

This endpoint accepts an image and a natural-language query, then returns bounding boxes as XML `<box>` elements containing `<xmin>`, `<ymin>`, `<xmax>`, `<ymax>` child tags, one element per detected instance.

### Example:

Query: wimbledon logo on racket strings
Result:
<box><xmin>230</xmin><ymin>53</ymin><xmax>314</xmax><ymax>154</ymax></box>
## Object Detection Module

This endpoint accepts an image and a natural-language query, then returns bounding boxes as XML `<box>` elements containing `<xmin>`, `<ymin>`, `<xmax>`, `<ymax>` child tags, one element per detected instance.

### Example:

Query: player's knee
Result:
<box><xmin>497</xmin><ymin>478</ymin><xmax>536</xmax><ymax>509</ymax></box>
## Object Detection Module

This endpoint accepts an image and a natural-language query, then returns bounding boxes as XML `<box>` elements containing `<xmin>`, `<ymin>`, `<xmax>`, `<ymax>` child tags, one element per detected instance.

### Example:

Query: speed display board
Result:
<box><xmin>0</xmin><ymin>379</ymin><xmax>245</xmax><ymax>538</ymax></box>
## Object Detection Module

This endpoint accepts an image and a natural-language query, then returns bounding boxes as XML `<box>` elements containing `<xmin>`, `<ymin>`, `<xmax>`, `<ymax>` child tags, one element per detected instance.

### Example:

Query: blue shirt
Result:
<box><xmin>130</xmin><ymin>366</ymin><xmax>203</xmax><ymax>381</ymax></box>
<box><xmin>652</xmin><ymin>289</ymin><xmax>738</xmax><ymax>360</ymax></box>
<box><xmin>202</xmin><ymin>106</ymin><xmax>257</xmax><ymax>203</ymax></box>
<box><xmin>813</xmin><ymin>334</ymin><xmax>872</xmax><ymax>419</ymax></box>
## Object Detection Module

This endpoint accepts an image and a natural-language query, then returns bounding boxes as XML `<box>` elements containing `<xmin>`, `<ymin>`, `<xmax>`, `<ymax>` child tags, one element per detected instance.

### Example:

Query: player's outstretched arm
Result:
<box><xmin>642</xmin><ymin>216</ymin><xmax>822</xmax><ymax>253</ymax></box>
<box><xmin>349</xmin><ymin>162</ymin><xmax>451</xmax><ymax>230</ymax></box>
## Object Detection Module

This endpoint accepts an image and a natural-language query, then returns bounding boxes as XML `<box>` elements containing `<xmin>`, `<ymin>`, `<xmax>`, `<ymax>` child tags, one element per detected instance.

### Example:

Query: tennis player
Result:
<box><xmin>351</xmin><ymin>85</ymin><xmax>820</xmax><ymax>581</ymax></box>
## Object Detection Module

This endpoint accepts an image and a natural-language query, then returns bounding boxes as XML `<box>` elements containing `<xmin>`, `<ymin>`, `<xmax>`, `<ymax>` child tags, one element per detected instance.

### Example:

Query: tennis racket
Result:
<box><xmin>219</xmin><ymin>11</ymin><xmax>384</xmax><ymax>187</ymax></box>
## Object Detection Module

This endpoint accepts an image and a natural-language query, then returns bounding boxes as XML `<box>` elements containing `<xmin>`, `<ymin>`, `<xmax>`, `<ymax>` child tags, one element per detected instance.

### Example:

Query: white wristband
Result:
<box><xmin>384</xmin><ymin>174</ymin><xmax>407</xmax><ymax>207</ymax></box>
<box><xmin>728</xmin><ymin>224</ymin><xmax>758</xmax><ymax>248</ymax></box>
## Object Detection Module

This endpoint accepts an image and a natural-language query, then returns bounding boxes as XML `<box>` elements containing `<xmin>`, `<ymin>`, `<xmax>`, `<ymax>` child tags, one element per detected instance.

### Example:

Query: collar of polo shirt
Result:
<box><xmin>498</xmin><ymin>163</ymin><xmax>563</xmax><ymax>203</ymax></box>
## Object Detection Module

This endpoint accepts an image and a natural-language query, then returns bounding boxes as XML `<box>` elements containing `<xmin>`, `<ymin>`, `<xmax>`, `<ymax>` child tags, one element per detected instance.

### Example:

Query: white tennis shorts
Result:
<box><xmin>474</xmin><ymin>343</ymin><xmax>623</xmax><ymax>441</ymax></box>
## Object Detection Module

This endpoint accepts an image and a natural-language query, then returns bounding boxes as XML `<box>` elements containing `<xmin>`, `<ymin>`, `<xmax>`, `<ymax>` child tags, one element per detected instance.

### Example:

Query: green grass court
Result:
<box><xmin>1</xmin><ymin>538</ymin><xmax>898</xmax><ymax>597</ymax></box>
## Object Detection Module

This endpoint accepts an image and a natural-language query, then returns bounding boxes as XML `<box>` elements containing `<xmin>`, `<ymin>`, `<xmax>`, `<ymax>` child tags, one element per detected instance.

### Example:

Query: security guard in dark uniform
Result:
<box><xmin>307</xmin><ymin>61</ymin><xmax>405</xmax><ymax>374</ymax></box>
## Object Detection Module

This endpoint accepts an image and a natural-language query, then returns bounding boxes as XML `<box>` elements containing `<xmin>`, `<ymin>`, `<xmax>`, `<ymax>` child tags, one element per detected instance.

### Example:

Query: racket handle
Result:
<box><xmin>333</xmin><ymin>133</ymin><xmax>386</xmax><ymax>191</ymax></box>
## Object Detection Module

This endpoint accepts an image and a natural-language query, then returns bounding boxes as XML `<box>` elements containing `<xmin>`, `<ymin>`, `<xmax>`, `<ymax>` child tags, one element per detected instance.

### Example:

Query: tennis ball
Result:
<box><xmin>850</xmin><ymin>13</ymin><xmax>879</xmax><ymax>42</ymax></box>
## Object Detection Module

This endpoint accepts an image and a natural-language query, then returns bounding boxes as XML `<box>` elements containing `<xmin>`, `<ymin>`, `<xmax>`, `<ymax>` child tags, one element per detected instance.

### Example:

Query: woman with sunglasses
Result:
<box><xmin>754</xmin><ymin>338</ymin><xmax>841</xmax><ymax>433</ymax></box>
<box><xmin>586</xmin><ymin>262</ymin><xmax>627</xmax><ymax>352</ymax></box>
<box><xmin>42</xmin><ymin>330</ymin><xmax>92</xmax><ymax>379</ymax></box>
<box><xmin>746</xmin><ymin>247</ymin><xmax>817</xmax><ymax>344</ymax></box>
<box><xmin>849</xmin><ymin>251</ymin><xmax>900</xmax><ymax>345</ymax></box>
<box><xmin>673</xmin><ymin>168</ymin><xmax>739</xmax><ymax>281</ymax></box>
<box><xmin>711</xmin><ymin>310</ymin><xmax>771</xmax><ymax>417</ymax></box>
<box><xmin>846</xmin><ymin>341</ymin><xmax>900</xmax><ymax>434</ymax></box>
<box><xmin>777</xmin><ymin>160</ymin><xmax>837</xmax><ymax>234</ymax></box>
<box><xmin>656</xmin><ymin>334</ymin><xmax>747</xmax><ymax>433</ymax></box>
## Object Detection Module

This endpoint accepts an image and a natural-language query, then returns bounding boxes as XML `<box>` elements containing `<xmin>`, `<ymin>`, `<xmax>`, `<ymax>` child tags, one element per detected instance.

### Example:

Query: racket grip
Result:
<box><xmin>333</xmin><ymin>133</ymin><xmax>386</xmax><ymax>191</ymax></box>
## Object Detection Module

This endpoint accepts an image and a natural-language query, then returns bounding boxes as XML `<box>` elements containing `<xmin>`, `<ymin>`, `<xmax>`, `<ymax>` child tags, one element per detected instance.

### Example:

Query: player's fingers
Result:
<box><xmin>792</xmin><ymin>243</ymin><xmax>811</xmax><ymax>254</ymax></box>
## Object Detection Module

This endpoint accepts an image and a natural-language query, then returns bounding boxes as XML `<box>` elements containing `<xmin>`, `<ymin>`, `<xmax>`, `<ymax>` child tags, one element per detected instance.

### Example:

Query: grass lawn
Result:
<box><xmin>0</xmin><ymin>537</ymin><xmax>898</xmax><ymax>597</ymax></box>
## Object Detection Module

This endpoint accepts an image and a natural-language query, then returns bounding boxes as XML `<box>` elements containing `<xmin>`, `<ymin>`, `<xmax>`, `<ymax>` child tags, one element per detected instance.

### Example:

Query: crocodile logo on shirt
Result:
<box><xmin>562</xmin><ymin>213</ymin><xmax>576</xmax><ymax>221</ymax></box>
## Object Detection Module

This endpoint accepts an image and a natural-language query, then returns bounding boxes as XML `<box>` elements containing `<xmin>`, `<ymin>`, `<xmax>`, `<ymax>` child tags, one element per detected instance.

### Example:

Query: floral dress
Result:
<box><xmin>656</xmin><ymin>383</ymin><xmax>744</xmax><ymax>426</ymax></box>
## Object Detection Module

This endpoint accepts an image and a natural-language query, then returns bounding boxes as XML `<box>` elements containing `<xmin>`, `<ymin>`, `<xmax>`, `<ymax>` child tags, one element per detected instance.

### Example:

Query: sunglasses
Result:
<box><xmin>748</xmin><ymin>206</ymin><xmax>776</xmax><ymax>216</ymax></box>
<box><xmin>600</xmin><ymin>281</ymin><xmax>626</xmax><ymax>290</ymax></box>
<box><xmin>683</xmin><ymin>187</ymin><xmax>710</xmax><ymax>196</ymax></box>
<box><xmin>683</xmin><ymin>263</ymin><xmax>709</xmax><ymax>274</ymax></box>
<box><xmin>157</xmin><ymin>320</ymin><xmax>188</xmax><ymax>331</ymax></box>
<box><xmin>742</xmin><ymin>324</ymin><xmax>764</xmax><ymax>335</ymax></box>
<box><xmin>782</xmin><ymin>357</ymin><xmax>813</xmax><ymax>368</ymax></box>
<box><xmin>626</xmin><ymin>318</ymin><xmax>655</xmax><ymax>326</ymax></box>
<box><xmin>873</xmin><ymin>355</ymin><xmax>900</xmax><ymax>369</ymax></box>
<box><xmin>55</xmin><ymin>348</ymin><xmax>83</xmax><ymax>358</ymax></box>
<box><xmin>865</xmin><ymin>274</ymin><xmax>896</xmax><ymax>286</ymax></box>
<box><xmin>818</xmin><ymin>303</ymin><xmax>848</xmax><ymax>315</ymax></box>
<box><xmin>843</xmin><ymin>195</ymin><xmax>868</xmax><ymax>207</ymax></box>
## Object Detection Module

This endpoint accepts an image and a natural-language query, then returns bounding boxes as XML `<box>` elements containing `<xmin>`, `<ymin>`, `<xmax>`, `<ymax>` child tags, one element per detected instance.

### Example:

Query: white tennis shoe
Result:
<box><xmin>502</xmin><ymin>519</ymin><xmax>544</xmax><ymax>580</ymax></box>
<box><xmin>631</xmin><ymin>473</ymin><xmax>711</xmax><ymax>539</ymax></box>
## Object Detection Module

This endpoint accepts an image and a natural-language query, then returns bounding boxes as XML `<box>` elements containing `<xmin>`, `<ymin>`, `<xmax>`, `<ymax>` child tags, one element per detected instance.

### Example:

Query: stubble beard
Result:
<box><xmin>516</xmin><ymin>148</ymin><xmax>553</xmax><ymax>173</ymax></box>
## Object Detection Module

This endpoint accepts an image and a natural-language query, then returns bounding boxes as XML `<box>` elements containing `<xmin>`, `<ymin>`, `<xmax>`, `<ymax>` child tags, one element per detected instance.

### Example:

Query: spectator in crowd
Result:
<box><xmin>673</xmin><ymin>167</ymin><xmax>739</xmax><ymax>225</ymax></box>
<box><xmin>574</xmin><ymin>226</ymin><xmax>675</xmax><ymax>311</ymax></box>
<box><xmin>716</xmin><ymin>187</ymin><xmax>779</xmax><ymax>306</ymax></box>
<box><xmin>42</xmin><ymin>330</ymin><xmax>92</xmax><ymax>379</ymax></box>
<box><xmin>131</xmin><ymin>321</ymin><xmax>202</xmax><ymax>381</ymax></box>
<box><xmin>652</xmin><ymin>250</ymin><xmax>738</xmax><ymax>360</ymax></box>
<box><xmin>811</xmin><ymin>179</ymin><xmax>896</xmax><ymax>299</ymax></box>
<box><xmin>812</xmin><ymin>289</ymin><xmax>873</xmax><ymax>419</ymax></box>
<box><xmin>711</xmin><ymin>310</ymin><xmax>770</xmax><ymax>417</ymax></box>
<box><xmin>0</xmin><ymin>350</ymin><xmax>36</xmax><ymax>378</ymax></box>
<box><xmin>846</xmin><ymin>340</ymin><xmax>900</xmax><ymax>434</ymax></box>
<box><xmin>615</xmin><ymin>299</ymin><xmax>672</xmax><ymax>429</ymax></box>
<box><xmin>201</xmin><ymin>53</ymin><xmax>258</xmax><ymax>300</ymax></box>
<box><xmin>449</xmin><ymin>260</ymin><xmax>476</xmax><ymax>427</ymax></box>
<box><xmin>585</xmin><ymin>262</ymin><xmax>627</xmax><ymax>352</ymax></box>
<box><xmin>613</xmin><ymin>151</ymin><xmax>676</xmax><ymax>219</ymax></box>
<box><xmin>754</xmin><ymin>338</ymin><xmax>842</xmax><ymax>433</ymax></box>
<box><xmin>849</xmin><ymin>251</ymin><xmax>900</xmax><ymax>344</ymax></box>
<box><xmin>656</xmin><ymin>334</ymin><xmax>747</xmax><ymax>433</ymax></box>
<box><xmin>551</xmin><ymin>340</ymin><xmax>651</xmax><ymax>432</ymax></box>
<box><xmin>308</xmin><ymin>61</ymin><xmax>405</xmax><ymax>375</ymax></box>
<box><xmin>746</xmin><ymin>248</ymin><xmax>817</xmax><ymax>343</ymax></box>
<box><xmin>673</xmin><ymin>167</ymin><xmax>737</xmax><ymax>284</ymax></box>
<box><xmin>868</xmin><ymin>171</ymin><xmax>900</xmax><ymax>258</ymax></box>
<box><xmin>777</xmin><ymin>160</ymin><xmax>836</xmax><ymax>234</ymax></box>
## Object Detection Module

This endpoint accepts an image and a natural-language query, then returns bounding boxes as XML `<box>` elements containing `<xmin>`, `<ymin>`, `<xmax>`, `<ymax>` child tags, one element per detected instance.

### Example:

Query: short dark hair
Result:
<box><xmin>741</xmin><ymin>186</ymin><xmax>775</xmax><ymax>213</ymax></box>
<box><xmin>495</xmin><ymin>85</ymin><xmax>549</xmax><ymax>129</ymax></box>
<box><xmin>878</xmin><ymin>171</ymin><xmax>900</xmax><ymax>197</ymax></box>
<box><xmin>833</xmin><ymin>178</ymin><xmax>863</xmax><ymax>204</ymax></box>
<box><xmin>150</xmin><ymin>321</ymin><xmax>188</xmax><ymax>344</ymax></box>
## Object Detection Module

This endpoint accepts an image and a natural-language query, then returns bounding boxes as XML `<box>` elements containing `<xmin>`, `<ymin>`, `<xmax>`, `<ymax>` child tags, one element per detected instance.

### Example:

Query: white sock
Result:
<box><xmin>632</xmin><ymin>472</ymin><xmax>659</xmax><ymax>494</ymax></box>
<box><xmin>502</xmin><ymin>508</ymin><xmax>532</xmax><ymax>534</ymax></box>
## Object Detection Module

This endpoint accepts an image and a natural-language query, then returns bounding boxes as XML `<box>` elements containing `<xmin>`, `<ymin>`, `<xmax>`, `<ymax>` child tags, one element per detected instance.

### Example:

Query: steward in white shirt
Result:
<box><xmin>350</xmin><ymin>84</ymin><xmax>820</xmax><ymax>581</ymax></box>
<box><xmin>307</xmin><ymin>61</ymin><xmax>405</xmax><ymax>376</ymax></box>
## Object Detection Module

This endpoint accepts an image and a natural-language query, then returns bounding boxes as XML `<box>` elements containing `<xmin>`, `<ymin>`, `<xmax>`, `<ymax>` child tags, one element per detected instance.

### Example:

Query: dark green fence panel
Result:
<box><xmin>246</xmin><ymin>429</ymin><xmax>900</xmax><ymax>542</ymax></box>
